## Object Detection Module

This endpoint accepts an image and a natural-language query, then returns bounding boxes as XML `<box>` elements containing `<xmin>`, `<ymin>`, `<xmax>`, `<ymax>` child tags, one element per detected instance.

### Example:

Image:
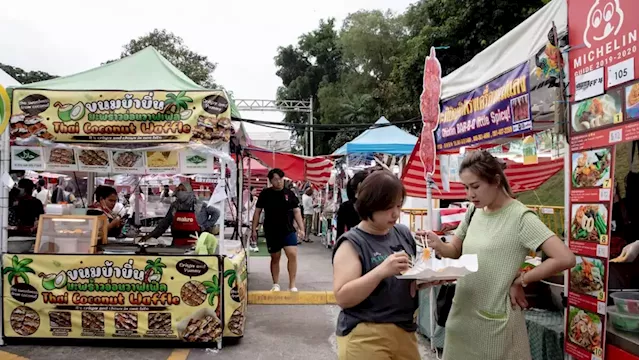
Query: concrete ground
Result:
<box><xmin>0</xmin><ymin>238</ymin><xmax>437</xmax><ymax>360</ymax></box>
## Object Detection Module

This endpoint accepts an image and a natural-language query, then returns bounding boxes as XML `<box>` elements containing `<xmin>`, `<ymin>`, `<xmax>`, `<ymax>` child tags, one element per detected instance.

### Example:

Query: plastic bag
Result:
<box><xmin>195</xmin><ymin>232</ymin><xmax>219</xmax><ymax>255</ymax></box>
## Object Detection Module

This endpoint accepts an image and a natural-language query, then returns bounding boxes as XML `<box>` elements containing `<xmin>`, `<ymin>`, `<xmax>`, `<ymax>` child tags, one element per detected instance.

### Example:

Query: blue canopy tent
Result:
<box><xmin>332</xmin><ymin>117</ymin><xmax>418</xmax><ymax>156</ymax></box>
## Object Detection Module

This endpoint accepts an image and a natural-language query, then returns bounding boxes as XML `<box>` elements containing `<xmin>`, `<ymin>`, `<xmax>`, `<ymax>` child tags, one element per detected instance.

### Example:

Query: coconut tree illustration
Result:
<box><xmin>143</xmin><ymin>258</ymin><xmax>166</xmax><ymax>283</ymax></box>
<box><xmin>2</xmin><ymin>255</ymin><xmax>35</xmax><ymax>285</ymax></box>
<box><xmin>224</xmin><ymin>269</ymin><xmax>237</xmax><ymax>288</ymax></box>
<box><xmin>203</xmin><ymin>274</ymin><xmax>221</xmax><ymax>318</ymax></box>
<box><xmin>224</xmin><ymin>268</ymin><xmax>240</xmax><ymax>302</ymax></box>
<box><xmin>164</xmin><ymin>91</ymin><xmax>193</xmax><ymax>113</ymax></box>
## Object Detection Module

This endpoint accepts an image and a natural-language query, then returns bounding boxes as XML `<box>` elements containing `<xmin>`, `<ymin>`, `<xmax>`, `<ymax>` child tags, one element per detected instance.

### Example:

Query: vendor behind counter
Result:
<box><xmin>87</xmin><ymin>185</ymin><xmax>127</xmax><ymax>238</ymax></box>
<box><xmin>141</xmin><ymin>182</ymin><xmax>220</xmax><ymax>246</ymax></box>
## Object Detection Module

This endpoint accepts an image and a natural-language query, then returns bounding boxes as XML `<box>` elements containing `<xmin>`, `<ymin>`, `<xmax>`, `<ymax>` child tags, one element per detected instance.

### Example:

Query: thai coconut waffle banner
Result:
<box><xmin>2</xmin><ymin>254</ymin><xmax>226</xmax><ymax>343</ymax></box>
<box><xmin>9</xmin><ymin>89</ymin><xmax>232</xmax><ymax>143</ymax></box>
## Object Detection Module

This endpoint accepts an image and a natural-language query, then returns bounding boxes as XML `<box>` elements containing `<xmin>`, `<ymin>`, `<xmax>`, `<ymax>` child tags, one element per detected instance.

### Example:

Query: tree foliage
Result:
<box><xmin>110</xmin><ymin>29</ymin><xmax>217</xmax><ymax>88</ymax></box>
<box><xmin>0</xmin><ymin>63</ymin><xmax>56</xmax><ymax>85</ymax></box>
<box><xmin>274</xmin><ymin>0</ymin><xmax>549</xmax><ymax>155</ymax></box>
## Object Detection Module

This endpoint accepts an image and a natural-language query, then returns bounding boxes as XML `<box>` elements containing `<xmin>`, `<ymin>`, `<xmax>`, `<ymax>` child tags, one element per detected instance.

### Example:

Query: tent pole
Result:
<box><xmin>0</xmin><ymin>127</ymin><xmax>8</xmax><ymax>347</ymax></box>
<box><xmin>309</xmin><ymin>97</ymin><xmax>314</xmax><ymax>157</ymax></box>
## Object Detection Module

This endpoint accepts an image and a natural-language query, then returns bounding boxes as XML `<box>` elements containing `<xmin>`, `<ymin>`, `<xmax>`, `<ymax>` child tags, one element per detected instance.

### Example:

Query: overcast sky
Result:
<box><xmin>0</xmin><ymin>0</ymin><xmax>415</xmax><ymax>135</ymax></box>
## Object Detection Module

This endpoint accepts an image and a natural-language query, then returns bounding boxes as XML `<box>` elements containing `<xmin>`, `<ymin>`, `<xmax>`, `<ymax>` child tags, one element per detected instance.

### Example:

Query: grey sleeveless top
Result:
<box><xmin>332</xmin><ymin>224</ymin><xmax>418</xmax><ymax>336</ymax></box>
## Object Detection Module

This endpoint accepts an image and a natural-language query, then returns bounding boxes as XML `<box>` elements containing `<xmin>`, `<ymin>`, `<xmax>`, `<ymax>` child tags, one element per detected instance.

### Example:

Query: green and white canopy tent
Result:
<box><xmin>2</xmin><ymin>46</ymin><xmax>246</xmax><ymax>251</ymax></box>
<box><xmin>9</xmin><ymin>46</ymin><xmax>241</xmax><ymax>119</ymax></box>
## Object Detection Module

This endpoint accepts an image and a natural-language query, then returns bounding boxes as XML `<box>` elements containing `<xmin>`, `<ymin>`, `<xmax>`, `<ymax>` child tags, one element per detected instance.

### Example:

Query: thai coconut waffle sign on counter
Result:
<box><xmin>9</xmin><ymin>90</ymin><xmax>232</xmax><ymax>143</ymax></box>
<box><xmin>222</xmin><ymin>254</ymin><xmax>247</xmax><ymax>337</ymax></box>
<box><xmin>2</xmin><ymin>254</ymin><xmax>226</xmax><ymax>342</ymax></box>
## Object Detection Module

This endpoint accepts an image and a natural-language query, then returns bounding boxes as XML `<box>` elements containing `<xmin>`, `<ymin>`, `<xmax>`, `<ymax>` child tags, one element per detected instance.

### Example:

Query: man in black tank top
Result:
<box><xmin>252</xmin><ymin>169</ymin><xmax>305</xmax><ymax>292</ymax></box>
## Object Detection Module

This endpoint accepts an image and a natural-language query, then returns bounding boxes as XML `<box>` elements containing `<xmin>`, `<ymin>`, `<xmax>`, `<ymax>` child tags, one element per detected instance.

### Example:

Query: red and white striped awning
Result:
<box><xmin>401</xmin><ymin>138</ymin><xmax>564</xmax><ymax>199</ymax></box>
<box><xmin>245</xmin><ymin>146</ymin><xmax>333</xmax><ymax>187</ymax></box>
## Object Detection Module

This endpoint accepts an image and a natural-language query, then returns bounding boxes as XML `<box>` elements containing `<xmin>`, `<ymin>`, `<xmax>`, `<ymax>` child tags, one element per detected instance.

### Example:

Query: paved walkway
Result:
<box><xmin>1</xmin><ymin>239</ymin><xmax>438</xmax><ymax>359</ymax></box>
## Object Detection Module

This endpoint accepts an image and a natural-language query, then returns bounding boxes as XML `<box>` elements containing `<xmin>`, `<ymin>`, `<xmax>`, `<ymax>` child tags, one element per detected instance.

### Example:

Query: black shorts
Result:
<box><xmin>265</xmin><ymin>232</ymin><xmax>297</xmax><ymax>253</ymax></box>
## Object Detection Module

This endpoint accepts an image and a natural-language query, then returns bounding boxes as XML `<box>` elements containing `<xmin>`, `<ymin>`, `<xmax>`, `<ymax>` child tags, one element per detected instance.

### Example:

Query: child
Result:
<box><xmin>332</xmin><ymin>169</ymin><xmax>423</xmax><ymax>360</ymax></box>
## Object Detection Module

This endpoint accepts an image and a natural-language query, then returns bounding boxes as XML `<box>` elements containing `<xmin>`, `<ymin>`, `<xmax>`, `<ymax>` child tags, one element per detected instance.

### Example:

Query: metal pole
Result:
<box><xmin>309</xmin><ymin>97</ymin><xmax>314</xmax><ymax>157</ymax></box>
<box><xmin>1</xmin><ymin>129</ymin><xmax>8</xmax><ymax>254</ymax></box>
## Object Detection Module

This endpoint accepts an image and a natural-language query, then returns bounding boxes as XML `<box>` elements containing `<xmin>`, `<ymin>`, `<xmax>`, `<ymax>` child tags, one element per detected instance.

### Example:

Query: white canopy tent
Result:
<box><xmin>0</xmin><ymin>68</ymin><xmax>19</xmax><ymax>88</ymax></box>
<box><xmin>441</xmin><ymin>0</ymin><xmax>567</xmax><ymax>100</ymax></box>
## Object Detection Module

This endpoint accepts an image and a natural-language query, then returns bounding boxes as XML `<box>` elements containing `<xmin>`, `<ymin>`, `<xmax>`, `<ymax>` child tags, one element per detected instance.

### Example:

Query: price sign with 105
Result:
<box><xmin>607</xmin><ymin>58</ymin><xmax>635</xmax><ymax>88</ymax></box>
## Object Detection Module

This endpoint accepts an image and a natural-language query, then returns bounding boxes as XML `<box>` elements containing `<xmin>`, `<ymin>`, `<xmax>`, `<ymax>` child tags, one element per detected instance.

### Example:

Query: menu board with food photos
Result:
<box><xmin>565</xmin><ymin>73</ymin><xmax>639</xmax><ymax>360</ymax></box>
<box><xmin>565</xmin><ymin>145</ymin><xmax>615</xmax><ymax>360</ymax></box>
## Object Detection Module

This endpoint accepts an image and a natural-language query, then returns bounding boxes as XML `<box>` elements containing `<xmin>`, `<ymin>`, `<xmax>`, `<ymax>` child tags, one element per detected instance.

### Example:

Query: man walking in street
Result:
<box><xmin>252</xmin><ymin>168</ymin><xmax>305</xmax><ymax>292</ymax></box>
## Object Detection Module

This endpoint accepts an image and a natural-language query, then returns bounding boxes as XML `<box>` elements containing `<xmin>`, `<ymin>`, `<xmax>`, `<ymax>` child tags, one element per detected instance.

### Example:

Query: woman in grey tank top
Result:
<box><xmin>332</xmin><ymin>169</ymin><xmax>426</xmax><ymax>360</ymax></box>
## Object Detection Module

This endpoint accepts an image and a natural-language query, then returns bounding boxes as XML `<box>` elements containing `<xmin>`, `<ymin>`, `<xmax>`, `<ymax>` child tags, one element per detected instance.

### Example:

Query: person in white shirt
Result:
<box><xmin>302</xmin><ymin>187</ymin><xmax>315</xmax><ymax>243</ymax></box>
<box><xmin>34</xmin><ymin>179</ymin><xmax>50</xmax><ymax>206</ymax></box>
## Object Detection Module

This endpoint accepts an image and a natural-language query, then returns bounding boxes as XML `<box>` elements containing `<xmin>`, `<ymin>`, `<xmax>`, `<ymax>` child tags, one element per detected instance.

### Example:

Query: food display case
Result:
<box><xmin>34</xmin><ymin>215</ymin><xmax>108</xmax><ymax>254</ymax></box>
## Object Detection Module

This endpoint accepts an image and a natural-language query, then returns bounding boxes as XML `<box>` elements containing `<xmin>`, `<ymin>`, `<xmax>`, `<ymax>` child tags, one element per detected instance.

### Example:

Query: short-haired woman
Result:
<box><xmin>423</xmin><ymin>150</ymin><xmax>575</xmax><ymax>360</ymax></box>
<box><xmin>333</xmin><ymin>169</ymin><xmax>425</xmax><ymax>360</ymax></box>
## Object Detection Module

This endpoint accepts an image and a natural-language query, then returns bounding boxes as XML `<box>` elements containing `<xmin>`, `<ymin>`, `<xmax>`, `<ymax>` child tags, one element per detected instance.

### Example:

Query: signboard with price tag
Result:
<box><xmin>567</xmin><ymin>0</ymin><xmax>638</xmax><ymax>100</ymax></box>
<box><xmin>565</xmin><ymin>2</ymin><xmax>638</xmax><ymax>358</ymax></box>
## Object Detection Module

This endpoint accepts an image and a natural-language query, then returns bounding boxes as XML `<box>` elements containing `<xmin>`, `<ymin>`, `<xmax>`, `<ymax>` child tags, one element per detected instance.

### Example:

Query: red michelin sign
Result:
<box><xmin>568</xmin><ymin>0</ymin><xmax>639</xmax><ymax>99</ymax></box>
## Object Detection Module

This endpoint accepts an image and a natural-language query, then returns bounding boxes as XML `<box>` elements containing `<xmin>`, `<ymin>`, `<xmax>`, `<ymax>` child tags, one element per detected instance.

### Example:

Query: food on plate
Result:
<box><xmin>82</xmin><ymin>311</ymin><xmax>104</xmax><ymax>330</ymax></box>
<box><xmin>191</xmin><ymin>115</ymin><xmax>231</xmax><ymax>143</ymax></box>
<box><xmin>181</xmin><ymin>281</ymin><xmax>207</xmax><ymax>306</ymax></box>
<box><xmin>79</xmin><ymin>150</ymin><xmax>109</xmax><ymax>166</ymax></box>
<box><xmin>572</xmin><ymin>150</ymin><xmax>610</xmax><ymax>188</ymax></box>
<box><xmin>227</xmin><ymin>306</ymin><xmax>245</xmax><ymax>336</ymax></box>
<box><xmin>422</xmin><ymin>247</ymin><xmax>432</xmax><ymax>261</ymax></box>
<box><xmin>512</xmin><ymin>96</ymin><xmax>529</xmax><ymax>121</ymax></box>
<box><xmin>148</xmin><ymin>313</ymin><xmax>171</xmax><ymax>330</ymax></box>
<box><xmin>570</xmin><ymin>257</ymin><xmax>604</xmax><ymax>294</ymax></box>
<box><xmin>40</xmin><ymin>132</ymin><xmax>55</xmax><ymax>140</ymax></box>
<box><xmin>115</xmin><ymin>313</ymin><xmax>137</xmax><ymax>330</ymax></box>
<box><xmin>114</xmin><ymin>151</ymin><xmax>141</xmax><ymax>168</ymax></box>
<box><xmin>11</xmin><ymin>306</ymin><xmax>40</xmax><ymax>336</ymax></box>
<box><xmin>49</xmin><ymin>148</ymin><xmax>75</xmax><ymax>165</ymax></box>
<box><xmin>9</xmin><ymin>114</ymin><xmax>47</xmax><ymax>140</ymax></box>
<box><xmin>147</xmin><ymin>151</ymin><xmax>178</xmax><ymax>167</ymax></box>
<box><xmin>520</xmin><ymin>263</ymin><xmax>536</xmax><ymax>273</ymax></box>
<box><xmin>568</xmin><ymin>308</ymin><xmax>601</xmax><ymax>352</ymax></box>
<box><xmin>573</xmin><ymin>94</ymin><xmax>620</xmax><ymax>131</ymax></box>
<box><xmin>181</xmin><ymin>315</ymin><xmax>222</xmax><ymax>342</ymax></box>
<box><xmin>49</xmin><ymin>311</ymin><xmax>71</xmax><ymax>328</ymax></box>
<box><xmin>571</xmin><ymin>205</ymin><xmax>607</xmax><ymax>242</ymax></box>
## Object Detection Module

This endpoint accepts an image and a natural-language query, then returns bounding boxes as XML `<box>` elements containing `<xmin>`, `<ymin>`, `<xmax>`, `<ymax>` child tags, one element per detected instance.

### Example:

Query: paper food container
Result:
<box><xmin>396</xmin><ymin>254</ymin><xmax>478</xmax><ymax>281</ymax></box>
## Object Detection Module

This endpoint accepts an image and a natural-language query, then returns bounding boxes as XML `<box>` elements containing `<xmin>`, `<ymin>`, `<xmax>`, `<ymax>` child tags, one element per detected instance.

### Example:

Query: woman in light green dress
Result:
<box><xmin>422</xmin><ymin>151</ymin><xmax>575</xmax><ymax>360</ymax></box>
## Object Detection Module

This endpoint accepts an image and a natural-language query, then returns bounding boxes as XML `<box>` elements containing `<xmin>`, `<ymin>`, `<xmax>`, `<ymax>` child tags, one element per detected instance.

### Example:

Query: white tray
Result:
<box><xmin>396</xmin><ymin>254</ymin><xmax>478</xmax><ymax>281</ymax></box>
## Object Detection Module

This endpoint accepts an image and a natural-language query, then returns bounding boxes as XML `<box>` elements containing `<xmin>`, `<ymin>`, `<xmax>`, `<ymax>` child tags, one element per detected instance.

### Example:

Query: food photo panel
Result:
<box><xmin>571</xmin><ymin>149</ymin><xmax>612</xmax><ymax>189</ymax></box>
<box><xmin>569</xmin><ymin>256</ymin><xmax>607</xmax><ymax>302</ymax></box>
<box><xmin>571</xmin><ymin>90</ymin><xmax>623</xmax><ymax>134</ymax></box>
<box><xmin>569</xmin><ymin>203</ymin><xmax>610</xmax><ymax>258</ymax></box>
<box><xmin>566</xmin><ymin>306</ymin><xmax>605</xmax><ymax>360</ymax></box>
<box><xmin>112</xmin><ymin>150</ymin><xmax>145</xmax><ymax>174</ymax></box>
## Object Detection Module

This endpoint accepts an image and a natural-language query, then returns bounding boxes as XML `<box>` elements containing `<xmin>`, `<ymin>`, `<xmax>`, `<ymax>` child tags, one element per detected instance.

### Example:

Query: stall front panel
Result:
<box><xmin>222</xmin><ymin>252</ymin><xmax>247</xmax><ymax>337</ymax></box>
<box><xmin>2</xmin><ymin>254</ymin><xmax>224</xmax><ymax>344</ymax></box>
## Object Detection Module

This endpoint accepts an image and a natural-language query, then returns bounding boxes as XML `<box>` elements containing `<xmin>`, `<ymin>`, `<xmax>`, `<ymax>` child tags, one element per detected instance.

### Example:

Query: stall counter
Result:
<box><xmin>1</xmin><ymin>251</ymin><xmax>248</xmax><ymax>347</ymax></box>
<box><xmin>606</xmin><ymin>322</ymin><xmax>639</xmax><ymax>359</ymax></box>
